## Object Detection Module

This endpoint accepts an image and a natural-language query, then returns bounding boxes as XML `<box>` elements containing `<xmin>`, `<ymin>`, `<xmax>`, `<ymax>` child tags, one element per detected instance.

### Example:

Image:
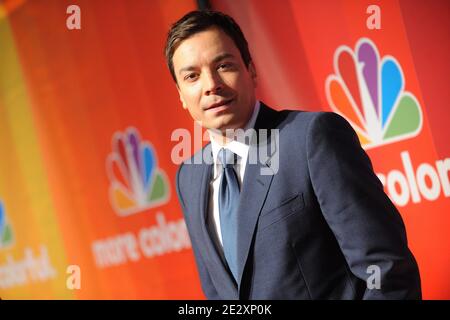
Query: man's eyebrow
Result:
<box><xmin>178</xmin><ymin>53</ymin><xmax>236</xmax><ymax>75</ymax></box>
<box><xmin>178</xmin><ymin>66</ymin><xmax>197</xmax><ymax>75</ymax></box>
<box><xmin>212</xmin><ymin>53</ymin><xmax>236</xmax><ymax>63</ymax></box>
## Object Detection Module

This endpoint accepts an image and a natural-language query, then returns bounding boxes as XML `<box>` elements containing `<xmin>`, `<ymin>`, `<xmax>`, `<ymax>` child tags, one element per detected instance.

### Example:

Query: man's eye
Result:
<box><xmin>218</xmin><ymin>63</ymin><xmax>231</xmax><ymax>70</ymax></box>
<box><xmin>184</xmin><ymin>73</ymin><xmax>198</xmax><ymax>81</ymax></box>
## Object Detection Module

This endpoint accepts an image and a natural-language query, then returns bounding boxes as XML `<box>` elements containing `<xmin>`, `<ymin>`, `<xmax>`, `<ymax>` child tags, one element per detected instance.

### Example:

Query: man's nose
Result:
<box><xmin>203</xmin><ymin>71</ymin><xmax>223</xmax><ymax>95</ymax></box>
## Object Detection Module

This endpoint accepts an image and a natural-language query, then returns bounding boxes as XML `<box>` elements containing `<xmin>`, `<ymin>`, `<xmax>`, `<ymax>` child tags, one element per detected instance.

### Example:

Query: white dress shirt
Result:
<box><xmin>207</xmin><ymin>101</ymin><xmax>260</xmax><ymax>249</ymax></box>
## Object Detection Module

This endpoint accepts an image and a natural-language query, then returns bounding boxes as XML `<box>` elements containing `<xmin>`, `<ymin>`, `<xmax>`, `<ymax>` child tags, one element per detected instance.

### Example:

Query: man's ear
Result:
<box><xmin>176</xmin><ymin>85</ymin><xmax>188</xmax><ymax>110</ymax></box>
<box><xmin>248</xmin><ymin>61</ymin><xmax>257</xmax><ymax>87</ymax></box>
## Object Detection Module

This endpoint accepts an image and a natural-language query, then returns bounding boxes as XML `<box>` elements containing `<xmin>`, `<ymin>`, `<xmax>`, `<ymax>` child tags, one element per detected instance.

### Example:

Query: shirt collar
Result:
<box><xmin>209</xmin><ymin>100</ymin><xmax>260</xmax><ymax>179</ymax></box>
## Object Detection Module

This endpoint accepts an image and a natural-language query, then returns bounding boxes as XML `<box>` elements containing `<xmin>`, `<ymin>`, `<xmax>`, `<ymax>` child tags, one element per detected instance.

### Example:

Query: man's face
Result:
<box><xmin>172</xmin><ymin>27</ymin><xmax>257</xmax><ymax>133</ymax></box>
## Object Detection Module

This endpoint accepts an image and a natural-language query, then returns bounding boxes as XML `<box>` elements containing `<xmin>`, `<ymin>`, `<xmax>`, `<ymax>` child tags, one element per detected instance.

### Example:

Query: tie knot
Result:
<box><xmin>218</xmin><ymin>148</ymin><xmax>236</xmax><ymax>168</ymax></box>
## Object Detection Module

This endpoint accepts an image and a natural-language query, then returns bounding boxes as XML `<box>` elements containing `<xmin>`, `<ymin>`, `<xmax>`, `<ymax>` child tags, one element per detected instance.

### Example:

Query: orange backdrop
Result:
<box><xmin>213</xmin><ymin>0</ymin><xmax>450</xmax><ymax>299</ymax></box>
<box><xmin>0</xmin><ymin>0</ymin><xmax>448</xmax><ymax>299</ymax></box>
<box><xmin>0</xmin><ymin>0</ymin><xmax>202</xmax><ymax>299</ymax></box>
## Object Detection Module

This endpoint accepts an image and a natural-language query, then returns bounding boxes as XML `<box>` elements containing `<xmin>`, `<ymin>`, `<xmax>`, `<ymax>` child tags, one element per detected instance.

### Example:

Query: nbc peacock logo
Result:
<box><xmin>325</xmin><ymin>38</ymin><xmax>423</xmax><ymax>149</ymax></box>
<box><xmin>106</xmin><ymin>128</ymin><xmax>170</xmax><ymax>216</ymax></box>
<box><xmin>0</xmin><ymin>200</ymin><xmax>13</xmax><ymax>249</ymax></box>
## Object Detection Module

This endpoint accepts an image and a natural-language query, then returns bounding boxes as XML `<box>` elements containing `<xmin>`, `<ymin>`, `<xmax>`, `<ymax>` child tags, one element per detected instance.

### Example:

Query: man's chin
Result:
<box><xmin>206</xmin><ymin>115</ymin><xmax>238</xmax><ymax>131</ymax></box>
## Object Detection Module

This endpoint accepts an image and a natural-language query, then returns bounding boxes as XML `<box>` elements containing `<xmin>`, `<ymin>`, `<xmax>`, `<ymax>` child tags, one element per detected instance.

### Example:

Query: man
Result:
<box><xmin>166</xmin><ymin>10</ymin><xmax>421</xmax><ymax>299</ymax></box>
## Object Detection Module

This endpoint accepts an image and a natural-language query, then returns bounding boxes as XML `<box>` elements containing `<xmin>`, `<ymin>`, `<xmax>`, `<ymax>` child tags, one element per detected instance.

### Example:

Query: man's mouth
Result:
<box><xmin>205</xmin><ymin>98</ymin><xmax>234</xmax><ymax>111</ymax></box>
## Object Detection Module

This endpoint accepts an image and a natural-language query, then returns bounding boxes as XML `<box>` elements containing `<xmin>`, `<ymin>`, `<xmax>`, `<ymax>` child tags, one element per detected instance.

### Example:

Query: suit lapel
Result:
<box><xmin>236</xmin><ymin>153</ymin><xmax>274</xmax><ymax>286</ymax></box>
<box><xmin>194</xmin><ymin>145</ymin><xmax>239</xmax><ymax>298</ymax></box>
<box><xmin>236</xmin><ymin>103</ymin><xmax>280</xmax><ymax>290</ymax></box>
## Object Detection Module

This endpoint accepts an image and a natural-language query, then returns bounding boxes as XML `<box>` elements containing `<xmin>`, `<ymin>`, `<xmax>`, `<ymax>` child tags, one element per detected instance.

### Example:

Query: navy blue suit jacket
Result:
<box><xmin>175</xmin><ymin>103</ymin><xmax>421</xmax><ymax>299</ymax></box>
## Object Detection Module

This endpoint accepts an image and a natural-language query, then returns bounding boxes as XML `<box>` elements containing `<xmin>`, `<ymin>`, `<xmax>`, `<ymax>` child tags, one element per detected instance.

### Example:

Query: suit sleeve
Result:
<box><xmin>175</xmin><ymin>163</ymin><xmax>220</xmax><ymax>300</ymax></box>
<box><xmin>306</xmin><ymin>112</ymin><xmax>421</xmax><ymax>299</ymax></box>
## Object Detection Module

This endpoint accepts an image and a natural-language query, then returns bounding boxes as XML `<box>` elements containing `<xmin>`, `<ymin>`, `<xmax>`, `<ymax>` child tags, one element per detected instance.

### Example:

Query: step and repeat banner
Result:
<box><xmin>0</xmin><ymin>0</ymin><xmax>203</xmax><ymax>299</ymax></box>
<box><xmin>0</xmin><ymin>0</ymin><xmax>448</xmax><ymax>299</ymax></box>
<box><xmin>212</xmin><ymin>0</ymin><xmax>449</xmax><ymax>299</ymax></box>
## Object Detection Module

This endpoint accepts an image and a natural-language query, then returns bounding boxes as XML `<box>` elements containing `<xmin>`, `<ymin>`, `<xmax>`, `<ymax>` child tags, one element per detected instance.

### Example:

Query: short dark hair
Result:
<box><xmin>164</xmin><ymin>10</ymin><xmax>253</xmax><ymax>83</ymax></box>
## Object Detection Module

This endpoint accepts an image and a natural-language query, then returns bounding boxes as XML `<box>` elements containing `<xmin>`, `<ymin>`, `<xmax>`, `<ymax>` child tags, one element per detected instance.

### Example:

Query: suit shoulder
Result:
<box><xmin>176</xmin><ymin>142</ymin><xmax>211</xmax><ymax>183</ymax></box>
<box><xmin>277</xmin><ymin>109</ymin><xmax>350</xmax><ymax>133</ymax></box>
<box><xmin>307</xmin><ymin>111</ymin><xmax>356</xmax><ymax>135</ymax></box>
<box><xmin>287</xmin><ymin>110</ymin><xmax>349</xmax><ymax>125</ymax></box>
<box><xmin>303</xmin><ymin>111</ymin><xmax>362</xmax><ymax>155</ymax></box>
<box><xmin>281</xmin><ymin>110</ymin><xmax>352</xmax><ymax>133</ymax></box>
<box><xmin>179</xmin><ymin>142</ymin><xmax>212</xmax><ymax>166</ymax></box>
